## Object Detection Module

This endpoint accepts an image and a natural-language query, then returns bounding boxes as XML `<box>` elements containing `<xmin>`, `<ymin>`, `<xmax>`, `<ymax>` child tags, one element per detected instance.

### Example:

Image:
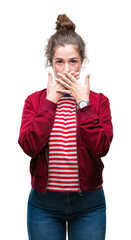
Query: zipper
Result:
<box><xmin>44</xmin><ymin>143</ymin><xmax>49</xmax><ymax>194</ymax></box>
<box><xmin>76</xmin><ymin>106</ymin><xmax>81</xmax><ymax>193</ymax></box>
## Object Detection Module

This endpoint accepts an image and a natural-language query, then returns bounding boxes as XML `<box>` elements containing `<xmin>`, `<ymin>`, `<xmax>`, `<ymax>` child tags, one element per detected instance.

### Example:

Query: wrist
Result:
<box><xmin>76</xmin><ymin>97</ymin><xmax>89</xmax><ymax>105</ymax></box>
<box><xmin>46</xmin><ymin>96</ymin><xmax>58</xmax><ymax>104</ymax></box>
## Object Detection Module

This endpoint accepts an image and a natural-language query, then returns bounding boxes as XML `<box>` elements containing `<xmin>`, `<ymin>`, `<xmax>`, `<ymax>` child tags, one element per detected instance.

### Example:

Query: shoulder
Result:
<box><xmin>25</xmin><ymin>88</ymin><xmax>47</xmax><ymax>110</ymax></box>
<box><xmin>27</xmin><ymin>88</ymin><xmax>47</xmax><ymax>100</ymax></box>
<box><xmin>25</xmin><ymin>88</ymin><xmax>47</xmax><ymax>101</ymax></box>
<box><xmin>90</xmin><ymin>90</ymin><xmax>109</xmax><ymax>102</ymax></box>
<box><xmin>90</xmin><ymin>90</ymin><xmax>110</xmax><ymax>112</ymax></box>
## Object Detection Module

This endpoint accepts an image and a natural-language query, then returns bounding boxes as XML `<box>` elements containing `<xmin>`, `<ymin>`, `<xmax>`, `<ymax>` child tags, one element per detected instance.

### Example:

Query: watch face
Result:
<box><xmin>79</xmin><ymin>101</ymin><xmax>88</xmax><ymax>108</ymax></box>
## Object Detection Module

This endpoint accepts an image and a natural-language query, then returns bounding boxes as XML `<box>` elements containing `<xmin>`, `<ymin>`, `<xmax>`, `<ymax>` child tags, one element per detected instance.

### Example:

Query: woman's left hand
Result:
<box><xmin>55</xmin><ymin>71</ymin><xmax>90</xmax><ymax>104</ymax></box>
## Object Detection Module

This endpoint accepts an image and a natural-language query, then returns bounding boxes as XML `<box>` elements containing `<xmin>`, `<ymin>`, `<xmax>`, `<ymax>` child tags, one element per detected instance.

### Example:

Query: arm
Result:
<box><xmin>77</xmin><ymin>94</ymin><xmax>113</xmax><ymax>159</ymax></box>
<box><xmin>18</xmin><ymin>95</ymin><xmax>57</xmax><ymax>158</ymax></box>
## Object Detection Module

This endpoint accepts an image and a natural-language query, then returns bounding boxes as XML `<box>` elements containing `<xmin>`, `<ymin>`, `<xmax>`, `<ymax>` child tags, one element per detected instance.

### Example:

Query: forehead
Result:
<box><xmin>53</xmin><ymin>44</ymin><xmax>80</xmax><ymax>59</ymax></box>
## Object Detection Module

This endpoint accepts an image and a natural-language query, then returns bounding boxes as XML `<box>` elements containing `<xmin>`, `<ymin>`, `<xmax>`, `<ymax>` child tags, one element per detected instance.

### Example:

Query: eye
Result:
<box><xmin>57</xmin><ymin>60</ymin><xmax>63</xmax><ymax>64</ymax></box>
<box><xmin>71</xmin><ymin>60</ymin><xmax>77</xmax><ymax>64</ymax></box>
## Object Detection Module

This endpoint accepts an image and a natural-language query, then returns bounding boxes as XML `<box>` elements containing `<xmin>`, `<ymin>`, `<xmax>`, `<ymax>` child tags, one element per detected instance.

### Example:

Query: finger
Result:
<box><xmin>74</xmin><ymin>72</ymin><xmax>79</xmax><ymax>76</ymax></box>
<box><xmin>69</xmin><ymin>71</ymin><xmax>75</xmax><ymax>75</ymax></box>
<box><xmin>48</xmin><ymin>72</ymin><xmax>53</xmax><ymax>84</ymax></box>
<box><xmin>85</xmin><ymin>74</ymin><xmax>90</xmax><ymax>84</ymax></box>
<box><xmin>62</xmin><ymin>72</ymin><xmax>76</xmax><ymax>82</ymax></box>
<box><xmin>69</xmin><ymin>71</ymin><xmax>79</xmax><ymax>79</ymax></box>
<box><xmin>74</xmin><ymin>72</ymin><xmax>80</xmax><ymax>79</ymax></box>
<box><xmin>55</xmin><ymin>78</ymin><xmax>71</xmax><ymax>88</ymax></box>
<box><xmin>75</xmin><ymin>75</ymin><xmax>80</xmax><ymax>79</ymax></box>
<box><xmin>85</xmin><ymin>74</ymin><xmax>90</xmax><ymax>90</ymax></box>
<box><xmin>57</xmin><ymin>73</ymin><xmax>72</xmax><ymax>85</ymax></box>
<box><xmin>56</xmin><ymin>88</ymin><xmax>70</xmax><ymax>94</ymax></box>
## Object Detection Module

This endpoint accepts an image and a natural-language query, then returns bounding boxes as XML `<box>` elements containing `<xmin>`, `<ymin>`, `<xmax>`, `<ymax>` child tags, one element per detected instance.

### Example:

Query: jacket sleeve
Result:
<box><xmin>18</xmin><ymin>95</ymin><xmax>57</xmax><ymax>158</ymax></box>
<box><xmin>77</xmin><ymin>93</ymin><xmax>113</xmax><ymax>159</ymax></box>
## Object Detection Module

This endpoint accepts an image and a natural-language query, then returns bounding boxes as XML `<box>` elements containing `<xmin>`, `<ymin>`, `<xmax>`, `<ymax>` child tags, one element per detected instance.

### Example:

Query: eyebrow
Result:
<box><xmin>54</xmin><ymin>57</ymin><xmax>79</xmax><ymax>61</ymax></box>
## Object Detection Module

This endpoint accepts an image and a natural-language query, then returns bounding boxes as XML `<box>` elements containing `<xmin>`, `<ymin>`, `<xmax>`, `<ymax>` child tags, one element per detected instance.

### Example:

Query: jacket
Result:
<box><xmin>18</xmin><ymin>88</ymin><xmax>113</xmax><ymax>193</ymax></box>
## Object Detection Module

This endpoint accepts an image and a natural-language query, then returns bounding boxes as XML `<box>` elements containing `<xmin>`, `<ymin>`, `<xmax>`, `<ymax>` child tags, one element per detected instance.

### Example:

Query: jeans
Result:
<box><xmin>27</xmin><ymin>187</ymin><xmax>106</xmax><ymax>240</ymax></box>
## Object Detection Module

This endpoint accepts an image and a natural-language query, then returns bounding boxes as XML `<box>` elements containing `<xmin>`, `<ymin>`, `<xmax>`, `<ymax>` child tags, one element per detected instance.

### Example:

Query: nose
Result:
<box><xmin>64</xmin><ymin>63</ymin><xmax>70</xmax><ymax>73</ymax></box>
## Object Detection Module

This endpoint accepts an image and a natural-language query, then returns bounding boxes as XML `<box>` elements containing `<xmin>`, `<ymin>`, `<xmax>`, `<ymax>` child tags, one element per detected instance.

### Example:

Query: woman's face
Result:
<box><xmin>52</xmin><ymin>44</ymin><xmax>82</xmax><ymax>77</ymax></box>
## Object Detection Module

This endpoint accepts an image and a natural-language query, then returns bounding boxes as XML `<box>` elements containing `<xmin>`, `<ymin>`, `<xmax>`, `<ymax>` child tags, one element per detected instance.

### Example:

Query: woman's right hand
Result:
<box><xmin>46</xmin><ymin>72</ymin><xmax>65</xmax><ymax>103</ymax></box>
<box><xmin>46</xmin><ymin>71</ymin><xmax>80</xmax><ymax>103</ymax></box>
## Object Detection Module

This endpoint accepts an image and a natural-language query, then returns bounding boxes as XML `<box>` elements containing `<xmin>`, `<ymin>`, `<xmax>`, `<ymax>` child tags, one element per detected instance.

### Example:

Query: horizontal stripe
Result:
<box><xmin>54</xmin><ymin>120</ymin><xmax>76</xmax><ymax>124</ymax></box>
<box><xmin>49</xmin><ymin>163</ymin><xmax>78</xmax><ymax>166</ymax></box>
<box><xmin>54</xmin><ymin>120</ymin><xmax>76</xmax><ymax>123</ymax></box>
<box><xmin>48</xmin><ymin>173</ymin><xmax>79</xmax><ymax>177</ymax></box>
<box><xmin>47</xmin><ymin>182</ymin><xmax>79</xmax><ymax>186</ymax></box>
<box><xmin>54</xmin><ymin>123</ymin><xmax>76</xmax><ymax>127</ymax></box>
<box><xmin>54</xmin><ymin>115</ymin><xmax>76</xmax><ymax>120</ymax></box>
<box><xmin>49</xmin><ymin>141</ymin><xmax>76</xmax><ymax>145</ymax></box>
<box><xmin>57</xmin><ymin>99</ymin><xmax>75</xmax><ymax>102</ymax></box>
<box><xmin>49</xmin><ymin>170</ymin><xmax>78</xmax><ymax>173</ymax></box>
<box><xmin>49</xmin><ymin>142</ymin><xmax>76</xmax><ymax>150</ymax></box>
<box><xmin>55</xmin><ymin>112</ymin><xmax>76</xmax><ymax>116</ymax></box>
<box><xmin>50</xmin><ymin>128</ymin><xmax>76</xmax><ymax>135</ymax></box>
<box><xmin>46</xmin><ymin>187</ymin><xmax>79</xmax><ymax>191</ymax></box>
<box><xmin>49</xmin><ymin>136</ymin><xmax>76</xmax><ymax>140</ymax></box>
<box><xmin>49</xmin><ymin>133</ymin><xmax>76</xmax><ymax>139</ymax></box>
<box><xmin>57</xmin><ymin>104</ymin><xmax>76</xmax><ymax>109</ymax></box>
<box><xmin>49</xmin><ymin>156</ymin><xmax>77</xmax><ymax>160</ymax></box>
<box><xmin>49</xmin><ymin>142</ymin><xmax>76</xmax><ymax>146</ymax></box>
<box><xmin>49</xmin><ymin>165</ymin><xmax>78</xmax><ymax>168</ymax></box>
<box><xmin>49</xmin><ymin>150</ymin><xmax>77</xmax><ymax>154</ymax></box>
<box><xmin>51</xmin><ymin>129</ymin><xmax>76</xmax><ymax>133</ymax></box>
<box><xmin>53</xmin><ymin>127</ymin><xmax>76</xmax><ymax>131</ymax></box>
<box><xmin>49</xmin><ymin>160</ymin><xmax>78</xmax><ymax>163</ymax></box>
<box><xmin>49</xmin><ymin>146</ymin><xmax>77</xmax><ymax>150</ymax></box>
<box><xmin>49</xmin><ymin>151</ymin><xmax>77</xmax><ymax>155</ymax></box>
<box><xmin>48</xmin><ymin>178</ymin><xmax>79</xmax><ymax>182</ymax></box>
<box><xmin>56</xmin><ymin>107</ymin><xmax>76</xmax><ymax>112</ymax></box>
<box><xmin>53</xmin><ymin>121</ymin><xmax>76</xmax><ymax>125</ymax></box>
<box><xmin>57</xmin><ymin>106</ymin><xmax>76</xmax><ymax>110</ymax></box>
<box><xmin>49</xmin><ymin>156</ymin><xmax>77</xmax><ymax>159</ymax></box>
<box><xmin>58</xmin><ymin>100</ymin><xmax>76</xmax><ymax>104</ymax></box>
<box><xmin>49</xmin><ymin>174</ymin><xmax>78</xmax><ymax>177</ymax></box>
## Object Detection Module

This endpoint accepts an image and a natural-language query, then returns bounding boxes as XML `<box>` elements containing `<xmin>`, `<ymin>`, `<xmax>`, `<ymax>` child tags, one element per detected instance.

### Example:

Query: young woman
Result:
<box><xmin>18</xmin><ymin>14</ymin><xmax>113</xmax><ymax>240</ymax></box>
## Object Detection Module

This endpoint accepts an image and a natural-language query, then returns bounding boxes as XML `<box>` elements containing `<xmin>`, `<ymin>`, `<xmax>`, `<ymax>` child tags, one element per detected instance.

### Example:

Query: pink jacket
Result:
<box><xmin>18</xmin><ymin>89</ymin><xmax>113</xmax><ymax>193</ymax></box>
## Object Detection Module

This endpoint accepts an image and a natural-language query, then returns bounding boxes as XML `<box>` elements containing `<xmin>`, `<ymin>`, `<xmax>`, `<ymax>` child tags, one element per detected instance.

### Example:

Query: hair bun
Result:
<box><xmin>55</xmin><ymin>14</ymin><xmax>76</xmax><ymax>32</ymax></box>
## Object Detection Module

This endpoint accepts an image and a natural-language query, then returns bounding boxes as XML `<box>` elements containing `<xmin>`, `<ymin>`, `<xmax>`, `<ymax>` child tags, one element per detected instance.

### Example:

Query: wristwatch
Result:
<box><xmin>77</xmin><ymin>100</ymin><xmax>90</xmax><ymax>109</ymax></box>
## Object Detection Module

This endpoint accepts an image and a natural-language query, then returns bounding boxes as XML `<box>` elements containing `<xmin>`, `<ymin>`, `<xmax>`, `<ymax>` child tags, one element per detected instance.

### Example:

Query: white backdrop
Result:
<box><xmin>0</xmin><ymin>0</ymin><xmax>131</xmax><ymax>239</ymax></box>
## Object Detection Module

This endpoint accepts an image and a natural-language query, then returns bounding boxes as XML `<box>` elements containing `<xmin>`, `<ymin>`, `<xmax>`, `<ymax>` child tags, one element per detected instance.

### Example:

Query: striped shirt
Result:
<box><xmin>46</xmin><ymin>94</ymin><xmax>80</xmax><ymax>192</ymax></box>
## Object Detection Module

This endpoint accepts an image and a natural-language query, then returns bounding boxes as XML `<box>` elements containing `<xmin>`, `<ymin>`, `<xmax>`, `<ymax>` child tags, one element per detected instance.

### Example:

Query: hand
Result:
<box><xmin>46</xmin><ymin>72</ymin><xmax>65</xmax><ymax>103</ymax></box>
<box><xmin>46</xmin><ymin>71</ymin><xmax>80</xmax><ymax>103</ymax></box>
<box><xmin>55</xmin><ymin>72</ymin><xmax>90</xmax><ymax>104</ymax></box>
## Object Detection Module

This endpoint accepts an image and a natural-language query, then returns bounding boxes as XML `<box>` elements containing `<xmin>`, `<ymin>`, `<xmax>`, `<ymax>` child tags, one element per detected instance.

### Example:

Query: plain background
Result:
<box><xmin>0</xmin><ymin>0</ymin><xmax>131</xmax><ymax>239</ymax></box>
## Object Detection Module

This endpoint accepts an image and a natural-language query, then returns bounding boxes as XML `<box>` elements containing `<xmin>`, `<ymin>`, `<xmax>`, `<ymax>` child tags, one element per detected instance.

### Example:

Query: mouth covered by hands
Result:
<box><xmin>55</xmin><ymin>71</ymin><xmax>90</xmax><ymax>104</ymax></box>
